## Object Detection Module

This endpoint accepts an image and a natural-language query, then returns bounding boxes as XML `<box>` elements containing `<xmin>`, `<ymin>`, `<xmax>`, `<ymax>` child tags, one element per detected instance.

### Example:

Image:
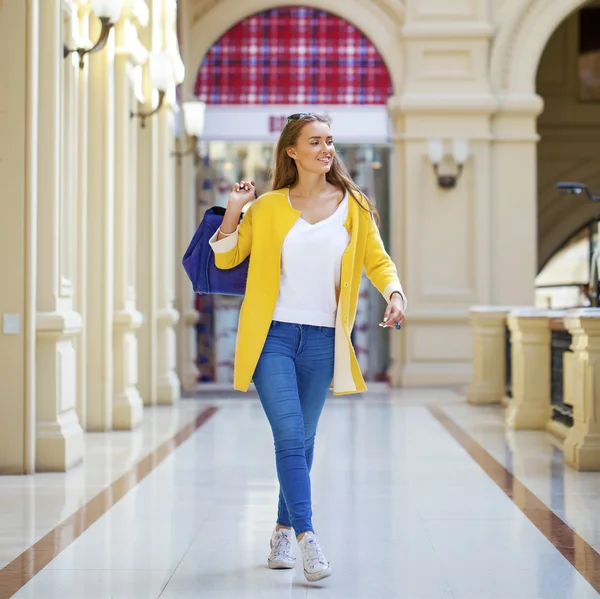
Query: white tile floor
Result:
<box><xmin>6</xmin><ymin>391</ymin><xmax>600</xmax><ymax>599</ymax></box>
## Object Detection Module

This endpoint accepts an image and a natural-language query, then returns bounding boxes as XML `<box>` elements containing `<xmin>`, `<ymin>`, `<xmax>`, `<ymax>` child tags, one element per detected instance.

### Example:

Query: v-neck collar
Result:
<box><xmin>286</xmin><ymin>188</ymin><xmax>349</xmax><ymax>227</ymax></box>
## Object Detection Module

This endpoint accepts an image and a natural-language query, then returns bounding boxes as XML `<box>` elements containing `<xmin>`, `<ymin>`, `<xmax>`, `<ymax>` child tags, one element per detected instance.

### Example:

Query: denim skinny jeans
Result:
<box><xmin>252</xmin><ymin>321</ymin><xmax>335</xmax><ymax>536</ymax></box>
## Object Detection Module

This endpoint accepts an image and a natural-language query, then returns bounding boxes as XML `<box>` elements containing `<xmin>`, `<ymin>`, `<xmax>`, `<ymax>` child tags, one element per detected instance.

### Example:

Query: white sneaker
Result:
<box><xmin>268</xmin><ymin>528</ymin><xmax>296</xmax><ymax>569</ymax></box>
<box><xmin>298</xmin><ymin>531</ymin><xmax>331</xmax><ymax>582</ymax></box>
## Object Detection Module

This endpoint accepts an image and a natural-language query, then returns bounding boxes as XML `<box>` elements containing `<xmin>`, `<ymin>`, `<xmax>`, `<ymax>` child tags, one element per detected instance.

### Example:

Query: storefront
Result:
<box><xmin>190</xmin><ymin>7</ymin><xmax>396</xmax><ymax>387</ymax></box>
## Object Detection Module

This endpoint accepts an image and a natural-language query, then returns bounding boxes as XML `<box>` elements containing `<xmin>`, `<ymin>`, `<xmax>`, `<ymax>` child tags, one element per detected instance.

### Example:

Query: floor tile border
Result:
<box><xmin>0</xmin><ymin>406</ymin><xmax>219</xmax><ymax>599</ymax></box>
<box><xmin>428</xmin><ymin>405</ymin><xmax>600</xmax><ymax>594</ymax></box>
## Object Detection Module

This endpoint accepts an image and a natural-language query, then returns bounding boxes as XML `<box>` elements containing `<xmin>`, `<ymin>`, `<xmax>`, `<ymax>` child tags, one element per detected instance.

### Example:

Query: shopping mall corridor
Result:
<box><xmin>0</xmin><ymin>390</ymin><xmax>599</xmax><ymax>599</ymax></box>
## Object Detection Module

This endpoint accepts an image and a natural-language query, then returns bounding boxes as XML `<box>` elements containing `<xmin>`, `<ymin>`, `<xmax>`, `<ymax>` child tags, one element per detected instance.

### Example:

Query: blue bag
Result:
<box><xmin>182</xmin><ymin>206</ymin><xmax>248</xmax><ymax>296</ymax></box>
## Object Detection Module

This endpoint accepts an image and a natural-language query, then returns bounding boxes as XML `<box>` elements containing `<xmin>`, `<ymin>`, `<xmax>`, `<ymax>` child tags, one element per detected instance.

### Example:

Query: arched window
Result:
<box><xmin>195</xmin><ymin>6</ymin><xmax>393</xmax><ymax>105</ymax></box>
<box><xmin>535</xmin><ymin>220</ymin><xmax>596</xmax><ymax>308</ymax></box>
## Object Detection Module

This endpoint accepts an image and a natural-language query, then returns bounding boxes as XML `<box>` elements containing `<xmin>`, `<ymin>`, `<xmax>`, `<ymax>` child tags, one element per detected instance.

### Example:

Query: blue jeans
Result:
<box><xmin>253</xmin><ymin>321</ymin><xmax>335</xmax><ymax>536</ymax></box>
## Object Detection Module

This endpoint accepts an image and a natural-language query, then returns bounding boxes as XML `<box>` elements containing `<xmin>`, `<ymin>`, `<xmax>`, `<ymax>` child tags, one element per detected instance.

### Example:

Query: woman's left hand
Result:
<box><xmin>380</xmin><ymin>294</ymin><xmax>406</xmax><ymax>330</ymax></box>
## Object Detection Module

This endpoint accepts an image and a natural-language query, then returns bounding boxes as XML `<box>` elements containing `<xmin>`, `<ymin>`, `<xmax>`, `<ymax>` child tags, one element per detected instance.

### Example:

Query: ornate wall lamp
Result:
<box><xmin>64</xmin><ymin>0</ymin><xmax>122</xmax><ymax>69</ymax></box>
<box><xmin>427</xmin><ymin>139</ymin><xmax>470</xmax><ymax>190</ymax></box>
<box><xmin>131</xmin><ymin>52</ymin><xmax>176</xmax><ymax>128</ymax></box>
<box><xmin>172</xmin><ymin>101</ymin><xmax>206</xmax><ymax>164</ymax></box>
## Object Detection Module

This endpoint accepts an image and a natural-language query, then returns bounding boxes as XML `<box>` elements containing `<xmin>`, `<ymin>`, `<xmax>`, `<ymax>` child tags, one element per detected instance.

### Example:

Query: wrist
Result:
<box><xmin>389</xmin><ymin>291</ymin><xmax>405</xmax><ymax>307</ymax></box>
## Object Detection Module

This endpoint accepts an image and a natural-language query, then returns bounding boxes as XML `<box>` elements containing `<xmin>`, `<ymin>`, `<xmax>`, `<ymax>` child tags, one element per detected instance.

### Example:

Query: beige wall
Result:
<box><xmin>0</xmin><ymin>0</ymin><xmax>31</xmax><ymax>473</ymax></box>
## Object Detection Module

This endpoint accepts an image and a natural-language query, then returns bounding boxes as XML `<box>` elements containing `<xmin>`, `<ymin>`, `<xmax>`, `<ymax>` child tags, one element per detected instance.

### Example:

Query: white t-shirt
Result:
<box><xmin>272</xmin><ymin>192</ymin><xmax>351</xmax><ymax>328</ymax></box>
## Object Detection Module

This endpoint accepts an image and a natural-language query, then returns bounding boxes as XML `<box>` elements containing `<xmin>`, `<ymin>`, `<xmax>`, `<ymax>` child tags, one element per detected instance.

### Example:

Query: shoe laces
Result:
<box><xmin>301</xmin><ymin>535</ymin><xmax>327</xmax><ymax>569</ymax></box>
<box><xmin>272</xmin><ymin>531</ymin><xmax>292</xmax><ymax>557</ymax></box>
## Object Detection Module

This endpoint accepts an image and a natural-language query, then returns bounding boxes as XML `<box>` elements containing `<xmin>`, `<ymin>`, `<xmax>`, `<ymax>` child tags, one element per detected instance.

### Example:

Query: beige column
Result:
<box><xmin>135</xmin><ymin>0</ymin><xmax>159</xmax><ymax>406</ymax></box>
<box><xmin>86</xmin><ymin>12</ymin><xmax>116</xmax><ymax>431</ymax></box>
<box><xmin>388</xmin><ymin>0</ymin><xmax>496</xmax><ymax>387</ymax></box>
<box><xmin>111</xmin><ymin>4</ymin><xmax>147</xmax><ymax>429</ymax></box>
<box><xmin>490</xmin><ymin>95</ymin><xmax>543</xmax><ymax>304</ymax></box>
<box><xmin>74</xmin><ymin>5</ymin><xmax>90</xmax><ymax>429</ymax></box>
<box><xmin>154</xmin><ymin>0</ymin><xmax>182</xmax><ymax>403</ymax></box>
<box><xmin>505</xmin><ymin>309</ymin><xmax>553</xmax><ymax>430</ymax></box>
<box><xmin>468</xmin><ymin>307</ymin><xmax>513</xmax><ymax>405</ymax></box>
<box><xmin>156</xmin><ymin>106</ymin><xmax>181</xmax><ymax>404</ymax></box>
<box><xmin>175</xmin><ymin>144</ymin><xmax>200</xmax><ymax>391</ymax></box>
<box><xmin>35</xmin><ymin>0</ymin><xmax>84</xmax><ymax>470</ymax></box>
<box><xmin>563</xmin><ymin>310</ymin><xmax>600</xmax><ymax>471</ymax></box>
<box><xmin>0</xmin><ymin>0</ymin><xmax>36</xmax><ymax>473</ymax></box>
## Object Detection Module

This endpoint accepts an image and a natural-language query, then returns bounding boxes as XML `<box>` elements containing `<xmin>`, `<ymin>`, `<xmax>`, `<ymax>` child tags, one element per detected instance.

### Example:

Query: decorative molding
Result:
<box><xmin>498</xmin><ymin>0</ymin><xmax>537</xmax><ymax>90</ymax></box>
<box><xmin>36</xmin><ymin>311</ymin><xmax>83</xmax><ymax>337</ymax></box>
<box><xmin>191</xmin><ymin>0</ymin><xmax>404</xmax><ymax>28</ymax></box>
<box><xmin>370</xmin><ymin>0</ymin><xmax>404</xmax><ymax>25</ymax></box>
<box><xmin>491</xmin><ymin>0</ymin><xmax>589</xmax><ymax>94</ymax></box>
<box><xmin>191</xmin><ymin>0</ymin><xmax>222</xmax><ymax>26</ymax></box>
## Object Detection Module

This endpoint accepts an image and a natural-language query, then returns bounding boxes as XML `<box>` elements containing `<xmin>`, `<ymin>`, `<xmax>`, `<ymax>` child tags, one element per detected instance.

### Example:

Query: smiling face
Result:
<box><xmin>286</xmin><ymin>121</ymin><xmax>335</xmax><ymax>175</ymax></box>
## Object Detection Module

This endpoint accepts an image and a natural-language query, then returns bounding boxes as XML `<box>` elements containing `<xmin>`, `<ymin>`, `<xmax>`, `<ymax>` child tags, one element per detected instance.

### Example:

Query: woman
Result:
<box><xmin>209</xmin><ymin>113</ymin><xmax>407</xmax><ymax>582</ymax></box>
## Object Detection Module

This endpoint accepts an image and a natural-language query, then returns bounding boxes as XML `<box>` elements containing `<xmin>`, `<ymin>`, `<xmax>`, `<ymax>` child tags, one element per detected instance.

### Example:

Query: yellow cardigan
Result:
<box><xmin>209</xmin><ymin>188</ymin><xmax>406</xmax><ymax>395</ymax></box>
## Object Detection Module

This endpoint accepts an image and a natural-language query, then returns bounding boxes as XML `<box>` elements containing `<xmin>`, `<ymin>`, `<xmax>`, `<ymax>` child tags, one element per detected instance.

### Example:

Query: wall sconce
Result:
<box><xmin>427</xmin><ymin>139</ymin><xmax>470</xmax><ymax>190</ymax></box>
<box><xmin>131</xmin><ymin>52</ymin><xmax>175</xmax><ymax>128</ymax></box>
<box><xmin>63</xmin><ymin>0</ymin><xmax>122</xmax><ymax>69</ymax></box>
<box><xmin>172</xmin><ymin>101</ymin><xmax>206</xmax><ymax>164</ymax></box>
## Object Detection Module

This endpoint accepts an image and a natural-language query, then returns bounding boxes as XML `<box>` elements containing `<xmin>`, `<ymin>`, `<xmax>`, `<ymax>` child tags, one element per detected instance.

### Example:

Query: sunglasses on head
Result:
<box><xmin>282</xmin><ymin>113</ymin><xmax>313</xmax><ymax>142</ymax></box>
<box><xmin>287</xmin><ymin>112</ymin><xmax>312</xmax><ymax>121</ymax></box>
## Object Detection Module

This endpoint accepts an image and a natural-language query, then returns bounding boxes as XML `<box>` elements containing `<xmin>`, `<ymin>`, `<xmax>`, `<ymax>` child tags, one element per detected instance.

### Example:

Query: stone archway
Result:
<box><xmin>488</xmin><ymin>0</ymin><xmax>593</xmax><ymax>300</ymax></box>
<box><xmin>180</xmin><ymin>0</ymin><xmax>404</xmax><ymax>99</ymax></box>
<box><xmin>491</xmin><ymin>0</ymin><xmax>589</xmax><ymax>95</ymax></box>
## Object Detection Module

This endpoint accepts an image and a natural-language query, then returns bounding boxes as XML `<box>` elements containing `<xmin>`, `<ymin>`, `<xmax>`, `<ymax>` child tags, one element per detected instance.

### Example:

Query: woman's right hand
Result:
<box><xmin>228</xmin><ymin>180</ymin><xmax>256</xmax><ymax>210</ymax></box>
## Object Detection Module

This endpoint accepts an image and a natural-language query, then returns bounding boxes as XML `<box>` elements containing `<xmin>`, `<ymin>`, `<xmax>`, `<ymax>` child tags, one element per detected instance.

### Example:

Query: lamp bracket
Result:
<box><xmin>131</xmin><ymin>90</ymin><xmax>166</xmax><ymax>128</ymax></box>
<box><xmin>63</xmin><ymin>17</ymin><xmax>113</xmax><ymax>69</ymax></box>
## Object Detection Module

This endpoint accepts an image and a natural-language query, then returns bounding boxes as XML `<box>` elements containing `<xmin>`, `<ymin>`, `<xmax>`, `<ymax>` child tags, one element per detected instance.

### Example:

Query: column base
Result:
<box><xmin>467</xmin><ymin>383</ymin><xmax>504</xmax><ymax>405</ymax></box>
<box><xmin>113</xmin><ymin>390</ymin><xmax>144</xmax><ymax>430</ymax></box>
<box><xmin>36</xmin><ymin>410</ymin><xmax>84</xmax><ymax>472</ymax></box>
<box><xmin>113</xmin><ymin>310</ymin><xmax>144</xmax><ymax>430</ymax></box>
<box><xmin>180</xmin><ymin>363</ymin><xmax>200</xmax><ymax>392</ymax></box>
<box><xmin>180</xmin><ymin>309</ymin><xmax>199</xmax><ymax>392</ymax></box>
<box><xmin>157</xmin><ymin>307</ymin><xmax>181</xmax><ymax>404</ymax></box>
<box><xmin>157</xmin><ymin>373</ymin><xmax>181</xmax><ymax>405</ymax></box>
<box><xmin>505</xmin><ymin>403</ymin><xmax>552</xmax><ymax>430</ymax></box>
<box><xmin>564</xmin><ymin>431</ymin><xmax>600</xmax><ymax>471</ymax></box>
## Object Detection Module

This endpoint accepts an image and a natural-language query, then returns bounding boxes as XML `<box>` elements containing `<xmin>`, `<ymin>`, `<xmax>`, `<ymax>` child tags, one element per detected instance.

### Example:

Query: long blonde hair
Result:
<box><xmin>271</xmin><ymin>113</ymin><xmax>379</xmax><ymax>223</ymax></box>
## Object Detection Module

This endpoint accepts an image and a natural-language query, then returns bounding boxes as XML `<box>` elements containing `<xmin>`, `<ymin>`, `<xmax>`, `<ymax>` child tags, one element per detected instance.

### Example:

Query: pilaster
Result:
<box><xmin>0</xmin><ymin>0</ymin><xmax>36</xmax><ymax>473</ymax></box>
<box><xmin>175</xmin><ymin>146</ymin><xmax>200</xmax><ymax>391</ymax></box>
<box><xmin>135</xmin><ymin>0</ymin><xmax>159</xmax><ymax>406</ymax></box>
<box><xmin>505</xmin><ymin>309</ymin><xmax>553</xmax><ymax>430</ymax></box>
<box><xmin>563</xmin><ymin>310</ymin><xmax>600</xmax><ymax>471</ymax></box>
<box><xmin>35</xmin><ymin>0</ymin><xmax>84</xmax><ymax>470</ymax></box>
<box><xmin>388</xmin><ymin>0</ymin><xmax>497</xmax><ymax>386</ymax></box>
<box><xmin>86</xmin><ymin>11</ymin><xmax>116</xmax><ymax>431</ymax></box>
<box><xmin>490</xmin><ymin>94</ymin><xmax>543</xmax><ymax>303</ymax></box>
<box><xmin>74</xmin><ymin>1</ymin><xmax>90</xmax><ymax>430</ymax></box>
<box><xmin>112</xmin><ymin>2</ymin><xmax>148</xmax><ymax>429</ymax></box>
<box><xmin>155</xmin><ymin>0</ymin><xmax>181</xmax><ymax>404</ymax></box>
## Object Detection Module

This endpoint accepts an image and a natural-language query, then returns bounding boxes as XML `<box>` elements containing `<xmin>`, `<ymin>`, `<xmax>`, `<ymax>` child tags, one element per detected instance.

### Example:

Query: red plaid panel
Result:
<box><xmin>195</xmin><ymin>6</ymin><xmax>393</xmax><ymax>104</ymax></box>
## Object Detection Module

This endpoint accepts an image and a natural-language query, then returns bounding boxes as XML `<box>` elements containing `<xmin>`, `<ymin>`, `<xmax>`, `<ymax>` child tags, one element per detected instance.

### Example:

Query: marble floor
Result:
<box><xmin>1</xmin><ymin>388</ymin><xmax>600</xmax><ymax>599</ymax></box>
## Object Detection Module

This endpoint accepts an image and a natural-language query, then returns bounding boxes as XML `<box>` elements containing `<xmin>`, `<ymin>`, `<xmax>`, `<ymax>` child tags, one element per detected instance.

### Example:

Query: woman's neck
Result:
<box><xmin>291</xmin><ymin>172</ymin><xmax>329</xmax><ymax>199</ymax></box>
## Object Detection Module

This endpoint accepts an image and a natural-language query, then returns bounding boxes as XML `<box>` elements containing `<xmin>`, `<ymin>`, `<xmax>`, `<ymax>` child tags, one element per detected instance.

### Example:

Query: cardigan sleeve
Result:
<box><xmin>208</xmin><ymin>203</ymin><xmax>254</xmax><ymax>269</ymax></box>
<box><xmin>363</xmin><ymin>214</ymin><xmax>407</xmax><ymax>311</ymax></box>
